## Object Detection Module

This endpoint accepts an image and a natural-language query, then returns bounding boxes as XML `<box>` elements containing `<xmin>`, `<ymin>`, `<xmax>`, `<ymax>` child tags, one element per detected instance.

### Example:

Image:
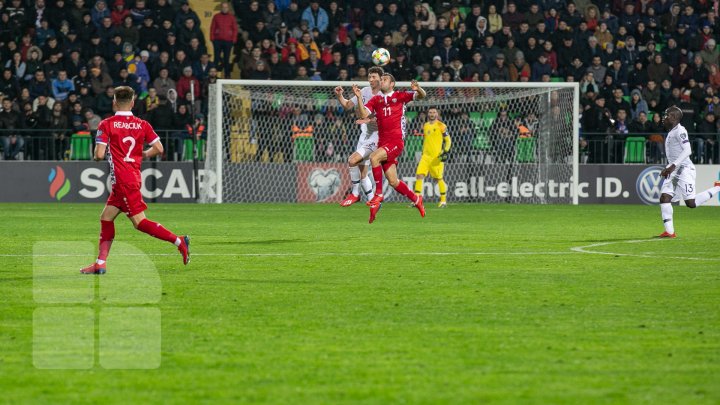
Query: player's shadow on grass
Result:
<box><xmin>579</xmin><ymin>237</ymin><xmax>656</xmax><ymax>243</ymax></box>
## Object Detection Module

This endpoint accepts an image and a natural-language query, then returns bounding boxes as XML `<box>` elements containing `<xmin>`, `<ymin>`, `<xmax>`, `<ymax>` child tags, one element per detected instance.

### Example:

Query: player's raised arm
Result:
<box><xmin>411</xmin><ymin>80</ymin><xmax>426</xmax><ymax>100</ymax></box>
<box><xmin>352</xmin><ymin>84</ymin><xmax>369</xmax><ymax>119</ymax></box>
<box><xmin>334</xmin><ymin>86</ymin><xmax>354</xmax><ymax>110</ymax></box>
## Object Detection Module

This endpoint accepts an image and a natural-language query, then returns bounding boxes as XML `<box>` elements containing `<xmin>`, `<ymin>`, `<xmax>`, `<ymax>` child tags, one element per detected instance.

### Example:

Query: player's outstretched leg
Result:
<box><xmin>693</xmin><ymin>182</ymin><xmax>720</xmax><ymax>206</ymax></box>
<box><xmin>133</xmin><ymin>214</ymin><xmax>190</xmax><ymax>265</ymax></box>
<box><xmin>386</xmin><ymin>163</ymin><xmax>425</xmax><ymax>218</ymax></box>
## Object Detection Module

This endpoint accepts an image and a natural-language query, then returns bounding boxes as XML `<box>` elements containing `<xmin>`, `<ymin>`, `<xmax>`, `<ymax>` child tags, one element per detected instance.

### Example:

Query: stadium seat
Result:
<box><xmin>271</xmin><ymin>93</ymin><xmax>284</xmax><ymax>110</ymax></box>
<box><xmin>313</xmin><ymin>92</ymin><xmax>329</xmax><ymax>113</ymax></box>
<box><xmin>70</xmin><ymin>133</ymin><xmax>92</xmax><ymax>160</ymax></box>
<box><xmin>654</xmin><ymin>43</ymin><xmax>664</xmax><ymax>52</ymax></box>
<box><xmin>469</xmin><ymin>112</ymin><xmax>493</xmax><ymax>152</ymax></box>
<box><xmin>183</xmin><ymin>139</ymin><xmax>206</xmax><ymax>161</ymax></box>
<box><xmin>646</xmin><ymin>111</ymin><xmax>654</xmax><ymax>122</ymax></box>
<box><xmin>293</xmin><ymin>137</ymin><xmax>314</xmax><ymax>162</ymax></box>
<box><xmin>516</xmin><ymin>137</ymin><xmax>536</xmax><ymax>162</ymax></box>
<box><xmin>623</xmin><ymin>137</ymin><xmax>646</xmax><ymax>163</ymax></box>
<box><xmin>622</xmin><ymin>95</ymin><xmax>630</xmax><ymax>103</ymax></box>
<box><xmin>550</xmin><ymin>77</ymin><xmax>564</xmax><ymax>82</ymax></box>
<box><xmin>404</xmin><ymin>135</ymin><xmax>423</xmax><ymax>162</ymax></box>
<box><xmin>405</xmin><ymin>111</ymin><xmax>418</xmax><ymax>122</ymax></box>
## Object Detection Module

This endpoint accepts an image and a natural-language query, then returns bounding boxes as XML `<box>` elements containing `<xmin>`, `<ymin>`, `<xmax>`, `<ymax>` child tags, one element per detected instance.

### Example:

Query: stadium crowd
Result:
<box><xmin>0</xmin><ymin>0</ymin><xmax>718</xmax><ymax>163</ymax></box>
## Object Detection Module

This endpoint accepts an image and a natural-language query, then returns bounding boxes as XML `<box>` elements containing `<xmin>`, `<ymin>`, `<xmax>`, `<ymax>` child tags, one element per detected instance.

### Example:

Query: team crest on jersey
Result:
<box><xmin>680</xmin><ymin>132</ymin><xmax>687</xmax><ymax>140</ymax></box>
<box><xmin>392</xmin><ymin>98</ymin><xmax>397</xmax><ymax>103</ymax></box>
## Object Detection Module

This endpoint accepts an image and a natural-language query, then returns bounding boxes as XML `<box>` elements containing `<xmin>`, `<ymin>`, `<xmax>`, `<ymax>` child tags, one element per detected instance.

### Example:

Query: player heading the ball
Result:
<box><xmin>351</xmin><ymin>74</ymin><xmax>427</xmax><ymax>223</ymax></box>
<box><xmin>80</xmin><ymin>86</ymin><xmax>190</xmax><ymax>274</ymax></box>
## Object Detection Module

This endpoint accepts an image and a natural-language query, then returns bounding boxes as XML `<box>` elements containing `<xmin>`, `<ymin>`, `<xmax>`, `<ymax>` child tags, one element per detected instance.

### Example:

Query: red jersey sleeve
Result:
<box><xmin>398</xmin><ymin>91</ymin><xmax>416</xmax><ymax>103</ymax></box>
<box><xmin>95</xmin><ymin>120</ymin><xmax>108</xmax><ymax>144</ymax></box>
<box><xmin>144</xmin><ymin>121</ymin><xmax>160</xmax><ymax>145</ymax></box>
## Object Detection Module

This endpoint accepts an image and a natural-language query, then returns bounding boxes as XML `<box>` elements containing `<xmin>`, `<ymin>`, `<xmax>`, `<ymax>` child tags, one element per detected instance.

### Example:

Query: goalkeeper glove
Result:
<box><xmin>439</xmin><ymin>151</ymin><xmax>448</xmax><ymax>162</ymax></box>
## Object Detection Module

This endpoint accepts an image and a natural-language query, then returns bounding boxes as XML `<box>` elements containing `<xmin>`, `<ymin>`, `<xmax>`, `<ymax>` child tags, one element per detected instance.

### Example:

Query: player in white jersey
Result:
<box><xmin>657</xmin><ymin>106</ymin><xmax>720</xmax><ymax>238</ymax></box>
<box><xmin>334</xmin><ymin>66</ymin><xmax>384</xmax><ymax>206</ymax></box>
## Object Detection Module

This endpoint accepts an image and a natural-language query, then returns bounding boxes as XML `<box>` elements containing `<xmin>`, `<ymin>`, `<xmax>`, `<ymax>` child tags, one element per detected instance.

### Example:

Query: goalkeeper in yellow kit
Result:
<box><xmin>414</xmin><ymin>107</ymin><xmax>452</xmax><ymax>207</ymax></box>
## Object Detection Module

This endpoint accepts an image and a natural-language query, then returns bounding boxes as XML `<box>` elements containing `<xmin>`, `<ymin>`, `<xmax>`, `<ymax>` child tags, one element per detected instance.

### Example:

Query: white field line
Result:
<box><xmin>570</xmin><ymin>239</ymin><xmax>720</xmax><ymax>261</ymax></box>
<box><xmin>0</xmin><ymin>251</ymin><xmax>576</xmax><ymax>258</ymax></box>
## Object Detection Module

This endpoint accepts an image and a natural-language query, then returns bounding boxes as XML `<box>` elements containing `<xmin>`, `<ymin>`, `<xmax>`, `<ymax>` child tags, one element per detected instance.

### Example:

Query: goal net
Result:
<box><xmin>200</xmin><ymin>80</ymin><xmax>579</xmax><ymax>204</ymax></box>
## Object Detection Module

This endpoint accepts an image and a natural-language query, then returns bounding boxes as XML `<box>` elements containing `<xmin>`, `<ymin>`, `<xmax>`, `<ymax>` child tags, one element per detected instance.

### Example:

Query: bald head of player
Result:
<box><xmin>113</xmin><ymin>86</ymin><xmax>135</xmax><ymax>111</ymax></box>
<box><xmin>663</xmin><ymin>106</ymin><xmax>682</xmax><ymax>131</ymax></box>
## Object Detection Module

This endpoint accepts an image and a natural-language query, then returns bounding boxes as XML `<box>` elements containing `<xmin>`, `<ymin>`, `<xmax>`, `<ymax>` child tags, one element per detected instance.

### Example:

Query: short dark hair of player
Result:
<box><xmin>368</xmin><ymin>66</ymin><xmax>384</xmax><ymax>76</ymax></box>
<box><xmin>382</xmin><ymin>73</ymin><xmax>396</xmax><ymax>83</ymax></box>
<box><xmin>114</xmin><ymin>86</ymin><xmax>135</xmax><ymax>105</ymax></box>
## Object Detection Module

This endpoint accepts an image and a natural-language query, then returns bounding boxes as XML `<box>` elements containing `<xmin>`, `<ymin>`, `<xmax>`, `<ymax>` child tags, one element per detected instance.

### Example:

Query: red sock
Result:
<box><xmin>394</xmin><ymin>180</ymin><xmax>418</xmax><ymax>203</ymax></box>
<box><xmin>372</xmin><ymin>165</ymin><xmax>383</xmax><ymax>195</ymax></box>
<box><xmin>137</xmin><ymin>219</ymin><xmax>180</xmax><ymax>245</ymax></box>
<box><xmin>98</xmin><ymin>220</ymin><xmax>115</xmax><ymax>261</ymax></box>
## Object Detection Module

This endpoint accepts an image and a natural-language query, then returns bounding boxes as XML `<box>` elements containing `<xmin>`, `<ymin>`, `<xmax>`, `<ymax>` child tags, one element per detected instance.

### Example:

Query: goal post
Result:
<box><xmin>201</xmin><ymin>80</ymin><xmax>579</xmax><ymax>205</ymax></box>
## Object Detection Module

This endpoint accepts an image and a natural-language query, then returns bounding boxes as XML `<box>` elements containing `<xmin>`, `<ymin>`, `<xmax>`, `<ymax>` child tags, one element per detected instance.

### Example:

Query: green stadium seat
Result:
<box><xmin>70</xmin><ymin>134</ymin><xmax>92</xmax><ymax>160</ymax></box>
<box><xmin>313</xmin><ymin>92</ymin><xmax>329</xmax><ymax>112</ymax></box>
<box><xmin>622</xmin><ymin>95</ymin><xmax>631</xmax><ymax>103</ymax></box>
<box><xmin>459</xmin><ymin>6</ymin><xmax>470</xmax><ymax>17</ymax></box>
<box><xmin>516</xmin><ymin>137</ymin><xmax>536</xmax><ymax>162</ymax></box>
<box><xmin>183</xmin><ymin>139</ymin><xmax>206</xmax><ymax>161</ymax></box>
<box><xmin>624</xmin><ymin>137</ymin><xmax>646</xmax><ymax>163</ymax></box>
<box><xmin>293</xmin><ymin>137</ymin><xmax>314</xmax><ymax>162</ymax></box>
<box><xmin>646</xmin><ymin>111</ymin><xmax>654</xmax><ymax>122</ymax></box>
<box><xmin>654</xmin><ymin>43</ymin><xmax>664</xmax><ymax>52</ymax></box>
<box><xmin>469</xmin><ymin>112</ymin><xmax>494</xmax><ymax>150</ymax></box>
<box><xmin>403</xmin><ymin>134</ymin><xmax>423</xmax><ymax>162</ymax></box>
<box><xmin>550</xmin><ymin>77</ymin><xmax>564</xmax><ymax>82</ymax></box>
<box><xmin>271</xmin><ymin>93</ymin><xmax>284</xmax><ymax>109</ymax></box>
<box><xmin>405</xmin><ymin>111</ymin><xmax>418</xmax><ymax>122</ymax></box>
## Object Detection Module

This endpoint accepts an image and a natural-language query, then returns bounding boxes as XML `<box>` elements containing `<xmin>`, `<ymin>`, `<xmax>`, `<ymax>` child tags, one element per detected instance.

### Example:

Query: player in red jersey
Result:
<box><xmin>80</xmin><ymin>86</ymin><xmax>190</xmax><ymax>274</ymax></box>
<box><xmin>351</xmin><ymin>74</ymin><xmax>427</xmax><ymax>223</ymax></box>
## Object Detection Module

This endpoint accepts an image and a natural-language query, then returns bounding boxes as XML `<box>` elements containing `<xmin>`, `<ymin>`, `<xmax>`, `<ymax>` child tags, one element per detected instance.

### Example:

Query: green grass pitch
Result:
<box><xmin>1</xmin><ymin>202</ymin><xmax>719</xmax><ymax>403</ymax></box>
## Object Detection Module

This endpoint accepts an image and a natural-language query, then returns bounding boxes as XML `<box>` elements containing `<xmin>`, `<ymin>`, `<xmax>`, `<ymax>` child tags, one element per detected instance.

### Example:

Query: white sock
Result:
<box><xmin>661</xmin><ymin>203</ymin><xmax>674</xmax><ymax>234</ymax></box>
<box><xmin>694</xmin><ymin>186</ymin><xmax>720</xmax><ymax>206</ymax></box>
<box><xmin>349</xmin><ymin>165</ymin><xmax>361</xmax><ymax>196</ymax></box>
<box><xmin>174</xmin><ymin>237</ymin><xmax>181</xmax><ymax>247</ymax></box>
<box><xmin>96</xmin><ymin>259</ymin><xmax>106</xmax><ymax>265</ymax></box>
<box><xmin>361</xmin><ymin>175</ymin><xmax>374</xmax><ymax>200</ymax></box>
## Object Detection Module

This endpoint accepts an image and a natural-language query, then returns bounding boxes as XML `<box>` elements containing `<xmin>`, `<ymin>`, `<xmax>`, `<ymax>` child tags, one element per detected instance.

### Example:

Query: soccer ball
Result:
<box><xmin>372</xmin><ymin>48</ymin><xmax>391</xmax><ymax>66</ymax></box>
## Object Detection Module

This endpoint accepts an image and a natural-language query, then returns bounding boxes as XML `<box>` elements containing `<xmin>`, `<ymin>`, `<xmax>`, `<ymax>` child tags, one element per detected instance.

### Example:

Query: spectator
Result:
<box><xmin>302</xmin><ymin>49</ymin><xmax>325</xmax><ymax>79</ymax></box>
<box><xmin>282</xmin><ymin>1</ymin><xmax>302</xmax><ymax>30</ymax></box>
<box><xmin>671</xmin><ymin>58</ymin><xmax>693</xmax><ymax>89</ymax></box>
<box><xmin>91</xmin><ymin>0</ymin><xmax>110</xmax><ymax>28</ymax></box>
<box><xmin>210</xmin><ymin>2</ymin><xmax>237</xmax><ymax>77</ymax></box>
<box><xmin>627</xmin><ymin>60</ymin><xmax>648</xmax><ymax>92</ymax></box>
<box><xmin>486</xmin><ymin>4</ymin><xmax>502</xmax><ymax>34</ymax></box>
<box><xmin>607</xmin><ymin>88</ymin><xmax>631</xmax><ymax>116</ymax></box>
<box><xmin>153</xmin><ymin>67</ymin><xmax>176</xmax><ymax>98</ymax></box>
<box><xmin>178</xmin><ymin>17</ymin><xmax>205</xmax><ymax>48</ymax></box>
<box><xmin>48</xmin><ymin>102</ymin><xmax>69</xmax><ymax>159</ymax></box>
<box><xmin>700</xmin><ymin>39</ymin><xmax>720</xmax><ymax>68</ymax></box>
<box><xmin>489</xmin><ymin>53</ymin><xmax>509</xmax><ymax>81</ymax></box>
<box><xmin>248</xmin><ymin>20</ymin><xmax>273</xmax><ymax>45</ymax></box>
<box><xmin>192</xmin><ymin>54</ymin><xmax>214</xmax><ymax>81</ymax></box>
<box><xmin>117</xmin><ymin>15</ymin><xmax>139</xmax><ymax>46</ymax></box>
<box><xmin>264</xmin><ymin>1</ymin><xmax>283</xmax><ymax>33</ymax></box>
<box><xmin>0</xmin><ymin>98</ymin><xmax>25</xmax><ymax>160</ymax></box>
<box><xmin>301</xmin><ymin>0</ymin><xmax>328</xmax><ymax>34</ymax></box>
<box><xmin>175</xmin><ymin>0</ymin><xmax>200</xmax><ymax>29</ymax></box>
<box><xmin>356</xmin><ymin>34</ymin><xmax>377</xmax><ymax>66</ymax></box>
<box><xmin>29</xmin><ymin>70</ymin><xmax>52</xmax><ymax>99</ymax></box>
<box><xmin>176</xmin><ymin>66</ymin><xmax>200</xmax><ymax>100</ymax></box>
<box><xmin>274</xmin><ymin>22</ymin><xmax>291</xmax><ymax>50</ymax></box>
<box><xmin>508</xmin><ymin>51</ymin><xmax>530</xmax><ymax>81</ymax></box>
<box><xmin>691</xmin><ymin>55</ymin><xmax>710</xmax><ymax>84</ymax></box>
<box><xmin>89</xmin><ymin>66</ymin><xmax>113</xmax><ymax>96</ymax></box>
<box><xmin>531</xmin><ymin>53</ymin><xmax>552</xmax><ymax>81</ymax></box>
<box><xmin>629</xmin><ymin>89</ymin><xmax>649</xmax><ymax>120</ymax></box>
<box><xmin>138</xmin><ymin>16</ymin><xmax>162</xmax><ymax>51</ymax></box>
<box><xmin>297</xmin><ymin>31</ymin><xmax>320</xmax><ymax>62</ymax></box>
<box><xmin>647</xmin><ymin>53</ymin><xmax>671</xmax><ymax>84</ymax></box>
<box><xmin>154</xmin><ymin>0</ymin><xmax>174</xmax><ymax>25</ymax></box>
<box><xmin>52</xmin><ymin>70</ymin><xmax>75</xmax><ymax>102</ymax></box>
<box><xmin>110</xmin><ymin>0</ymin><xmax>129</xmax><ymax>26</ymax></box>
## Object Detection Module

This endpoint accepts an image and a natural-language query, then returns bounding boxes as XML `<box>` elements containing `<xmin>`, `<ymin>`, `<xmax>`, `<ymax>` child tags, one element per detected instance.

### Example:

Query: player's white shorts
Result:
<box><xmin>354</xmin><ymin>132</ymin><xmax>379</xmax><ymax>165</ymax></box>
<box><xmin>661</xmin><ymin>165</ymin><xmax>696</xmax><ymax>201</ymax></box>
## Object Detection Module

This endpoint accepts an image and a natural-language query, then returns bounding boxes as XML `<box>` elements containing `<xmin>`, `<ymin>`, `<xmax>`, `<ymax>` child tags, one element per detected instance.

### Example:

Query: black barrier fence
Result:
<box><xmin>0</xmin><ymin>129</ymin><xmax>205</xmax><ymax>162</ymax></box>
<box><xmin>2</xmin><ymin>128</ymin><xmax>720</xmax><ymax>167</ymax></box>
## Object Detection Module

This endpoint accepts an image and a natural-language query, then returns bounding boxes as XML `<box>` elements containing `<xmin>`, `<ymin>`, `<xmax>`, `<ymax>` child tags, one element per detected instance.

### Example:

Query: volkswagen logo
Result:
<box><xmin>636</xmin><ymin>166</ymin><xmax>664</xmax><ymax>205</ymax></box>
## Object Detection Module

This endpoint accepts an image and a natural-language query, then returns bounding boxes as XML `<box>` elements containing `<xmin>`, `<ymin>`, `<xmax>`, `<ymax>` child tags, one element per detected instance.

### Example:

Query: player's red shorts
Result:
<box><xmin>380</xmin><ymin>141</ymin><xmax>404</xmax><ymax>170</ymax></box>
<box><xmin>107</xmin><ymin>182</ymin><xmax>147</xmax><ymax>217</ymax></box>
